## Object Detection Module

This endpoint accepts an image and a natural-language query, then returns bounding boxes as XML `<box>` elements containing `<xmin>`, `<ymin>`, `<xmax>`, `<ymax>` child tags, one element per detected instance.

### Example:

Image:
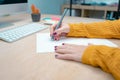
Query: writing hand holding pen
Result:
<box><xmin>50</xmin><ymin>23</ymin><xmax>70</xmax><ymax>40</ymax></box>
<box><xmin>50</xmin><ymin>9</ymin><xmax>70</xmax><ymax>41</ymax></box>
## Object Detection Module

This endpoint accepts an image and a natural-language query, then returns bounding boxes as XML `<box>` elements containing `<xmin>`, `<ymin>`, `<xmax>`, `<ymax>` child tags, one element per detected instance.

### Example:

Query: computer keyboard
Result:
<box><xmin>0</xmin><ymin>23</ymin><xmax>48</xmax><ymax>42</ymax></box>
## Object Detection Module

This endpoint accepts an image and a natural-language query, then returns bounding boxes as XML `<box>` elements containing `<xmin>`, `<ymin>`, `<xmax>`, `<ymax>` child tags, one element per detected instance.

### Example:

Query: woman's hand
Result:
<box><xmin>50</xmin><ymin>23</ymin><xmax>70</xmax><ymax>40</ymax></box>
<box><xmin>54</xmin><ymin>43</ymin><xmax>89</xmax><ymax>62</ymax></box>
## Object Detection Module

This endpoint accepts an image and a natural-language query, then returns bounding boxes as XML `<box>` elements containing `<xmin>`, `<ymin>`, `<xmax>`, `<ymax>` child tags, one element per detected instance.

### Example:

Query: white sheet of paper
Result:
<box><xmin>36</xmin><ymin>33</ymin><xmax>118</xmax><ymax>53</ymax></box>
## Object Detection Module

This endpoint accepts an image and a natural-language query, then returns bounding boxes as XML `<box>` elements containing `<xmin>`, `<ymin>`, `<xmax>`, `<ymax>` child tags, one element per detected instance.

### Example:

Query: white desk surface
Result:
<box><xmin>0</xmin><ymin>13</ymin><xmax>119</xmax><ymax>80</ymax></box>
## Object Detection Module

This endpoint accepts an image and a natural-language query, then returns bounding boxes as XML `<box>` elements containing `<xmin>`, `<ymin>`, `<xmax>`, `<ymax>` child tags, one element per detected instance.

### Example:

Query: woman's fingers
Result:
<box><xmin>50</xmin><ymin>23</ymin><xmax>57</xmax><ymax>36</ymax></box>
<box><xmin>50</xmin><ymin>24</ymin><xmax>66</xmax><ymax>40</ymax></box>
<box><xmin>54</xmin><ymin>27</ymin><xmax>66</xmax><ymax>36</ymax></box>
<box><xmin>54</xmin><ymin>32</ymin><xmax>67</xmax><ymax>40</ymax></box>
<box><xmin>50</xmin><ymin>23</ymin><xmax>65</xmax><ymax>37</ymax></box>
<box><xmin>55</xmin><ymin>48</ymin><xmax>70</xmax><ymax>54</ymax></box>
<box><xmin>55</xmin><ymin>53</ymin><xmax>73</xmax><ymax>60</ymax></box>
<box><xmin>50</xmin><ymin>23</ymin><xmax>70</xmax><ymax>41</ymax></box>
<box><xmin>54</xmin><ymin>43</ymin><xmax>89</xmax><ymax>62</ymax></box>
<box><xmin>55</xmin><ymin>45</ymin><xmax>75</xmax><ymax>54</ymax></box>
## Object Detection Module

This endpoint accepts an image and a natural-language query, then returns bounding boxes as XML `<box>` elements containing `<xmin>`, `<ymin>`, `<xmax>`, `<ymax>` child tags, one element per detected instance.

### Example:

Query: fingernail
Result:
<box><xmin>54</xmin><ymin>46</ymin><xmax>57</xmax><ymax>48</ymax></box>
<box><xmin>55</xmin><ymin>55</ymin><xmax>58</xmax><ymax>58</ymax></box>
<box><xmin>53</xmin><ymin>32</ymin><xmax>57</xmax><ymax>35</ymax></box>
<box><xmin>55</xmin><ymin>48</ymin><xmax>57</xmax><ymax>50</ymax></box>
<box><xmin>55</xmin><ymin>38</ymin><xmax>57</xmax><ymax>40</ymax></box>
<box><xmin>62</xmin><ymin>43</ymin><xmax>65</xmax><ymax>45</ymax></box>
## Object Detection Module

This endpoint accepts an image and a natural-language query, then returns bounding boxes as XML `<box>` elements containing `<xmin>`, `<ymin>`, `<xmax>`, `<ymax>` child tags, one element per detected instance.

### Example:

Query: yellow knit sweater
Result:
<box><xmin>67</xmin><ymin>20</ymin><xmax>120</xmax><ymax>80</ymax></box>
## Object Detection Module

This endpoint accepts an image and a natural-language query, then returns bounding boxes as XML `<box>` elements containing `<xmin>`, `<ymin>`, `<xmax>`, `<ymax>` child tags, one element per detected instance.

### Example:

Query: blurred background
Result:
<box><xmin>28</xmin><ymin>0</ymin><xmax>119</xmax><ymax>20</ymax></box>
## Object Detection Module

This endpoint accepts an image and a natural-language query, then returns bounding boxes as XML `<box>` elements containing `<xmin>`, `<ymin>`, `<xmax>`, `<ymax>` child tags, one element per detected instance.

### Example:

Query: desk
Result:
<box><xmin>0</xmin><ymin>13</ymin><xmax>119</xmax><ymax>80</ymax></box>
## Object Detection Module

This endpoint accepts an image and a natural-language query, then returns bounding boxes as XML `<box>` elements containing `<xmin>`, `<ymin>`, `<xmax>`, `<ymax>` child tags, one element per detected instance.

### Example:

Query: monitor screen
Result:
<box><xmin>0</xmin><ymin>0</ymin><xmax>27</xmax><ymax>5</ymax></box>
<box><xmin>0</xmin><ymin>0</ymin><xmax>28</xmax><ymax>17</ymax></box>
<box><xmin>0</xmin><ymin>0</ymin><xmax>28</xmax><ymax>28</ymax></box>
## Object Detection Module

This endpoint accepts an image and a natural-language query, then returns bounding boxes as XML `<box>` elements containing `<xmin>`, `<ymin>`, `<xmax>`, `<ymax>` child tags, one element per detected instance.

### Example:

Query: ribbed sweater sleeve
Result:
<box><xmin>67</xmin><ymin>20</ymin><xmax>120</xmax><ymax>38</ymax></box>
<box><xmin>82</xmin><ymin>45</ymin><xmax>120</xmax><ymax>80</ymax></box>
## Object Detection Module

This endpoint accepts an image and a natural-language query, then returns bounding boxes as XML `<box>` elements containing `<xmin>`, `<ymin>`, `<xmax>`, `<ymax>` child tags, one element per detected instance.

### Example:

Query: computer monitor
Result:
<box><xmin>0</xmin><ymin>0</ymin><xmax>28</xmax><ymax>28</ymax></box>
<box><xmin>0</xmin><ymin>0</ymin><xmax>28</xmax><ymax>16</ymax></box>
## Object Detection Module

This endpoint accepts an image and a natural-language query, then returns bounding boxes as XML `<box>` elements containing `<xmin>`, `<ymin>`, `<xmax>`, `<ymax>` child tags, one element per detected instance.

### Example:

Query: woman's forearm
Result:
<box><xmin>67</xmin><ymin>20</ymin><xmax>120</xmax><ymax>39</ymax></box>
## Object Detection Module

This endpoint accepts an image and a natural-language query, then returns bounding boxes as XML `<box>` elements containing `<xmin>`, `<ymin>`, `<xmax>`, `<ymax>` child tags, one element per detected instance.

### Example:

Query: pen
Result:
<box><xmin>51</xmin><ymin>9</ymin><xmax>68</xmax><ymax>40</ymax></box>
